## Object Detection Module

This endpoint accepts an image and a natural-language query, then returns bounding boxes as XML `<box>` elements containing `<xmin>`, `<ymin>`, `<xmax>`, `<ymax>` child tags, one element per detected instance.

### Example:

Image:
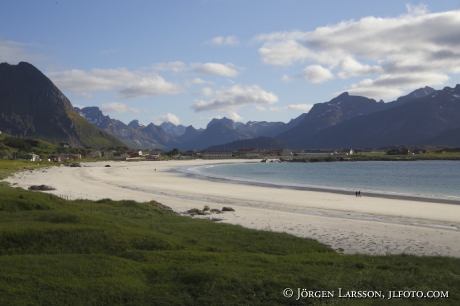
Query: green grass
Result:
<box><xmin>0</xmin><ymin>164</ymin><xmax>459</xmax><ymax>305</ymax></box>
<box><xmin>0</xmin><ymin>160</ymin><xmax>59</xmax><ymax>180</ymax></box>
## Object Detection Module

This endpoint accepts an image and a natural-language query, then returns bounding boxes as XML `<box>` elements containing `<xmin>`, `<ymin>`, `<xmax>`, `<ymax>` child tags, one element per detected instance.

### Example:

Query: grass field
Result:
<box><xmin>0</xmin><ymin>162</ymin><xmax>459</xmax><ymax>305</ymax></box>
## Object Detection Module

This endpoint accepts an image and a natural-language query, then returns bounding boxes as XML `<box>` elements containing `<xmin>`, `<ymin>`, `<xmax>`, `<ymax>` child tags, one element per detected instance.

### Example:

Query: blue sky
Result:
<box><xmin>2</xmin><ymin>1</ymin><xmax>460</xmax><ymax>128</ymax></box>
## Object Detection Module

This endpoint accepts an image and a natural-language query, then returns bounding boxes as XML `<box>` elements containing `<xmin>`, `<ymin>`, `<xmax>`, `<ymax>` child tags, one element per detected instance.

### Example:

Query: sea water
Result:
<box><xmin>186</xmin><ymin>160</ymin><xmax>460</xmax><ymax>200</ymax></box>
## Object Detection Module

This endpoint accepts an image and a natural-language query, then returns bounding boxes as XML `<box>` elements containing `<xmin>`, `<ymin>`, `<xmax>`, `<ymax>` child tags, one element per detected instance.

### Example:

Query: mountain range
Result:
<box><xmin>289</xmin><ymin>85</ymin><xmax>460</xmax><ymax>149</ymax></box>
<box><xmin>74</xmin><ymin>107</ymin><xmax>178</xmax><ymax>149</ymax></box>
<box><xmin>2</xmin><ymin>61</ymin><xmax>460</xmax><ymax>151</ymax></box>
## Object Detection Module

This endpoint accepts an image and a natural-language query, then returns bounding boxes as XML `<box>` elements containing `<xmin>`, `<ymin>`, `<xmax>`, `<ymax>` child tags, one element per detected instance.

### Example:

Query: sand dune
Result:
<box><xmin>6</xmin><ymin>159</ymin><xmax>460</xmax><ymax>257</ymax></box>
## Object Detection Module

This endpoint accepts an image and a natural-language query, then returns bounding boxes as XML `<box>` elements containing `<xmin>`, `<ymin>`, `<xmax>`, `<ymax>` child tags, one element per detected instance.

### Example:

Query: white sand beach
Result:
<box><xmin>6</xmin><ymin>159</ymin><xmax>460</xmax><ymax>257</ymax></box>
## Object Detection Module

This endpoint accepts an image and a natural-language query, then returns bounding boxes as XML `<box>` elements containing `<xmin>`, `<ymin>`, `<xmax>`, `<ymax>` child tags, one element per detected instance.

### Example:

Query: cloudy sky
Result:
<box><xmin>2</xmin><ymin>1</ymin><xmax>460</xmax><ymax>128</ymax></box>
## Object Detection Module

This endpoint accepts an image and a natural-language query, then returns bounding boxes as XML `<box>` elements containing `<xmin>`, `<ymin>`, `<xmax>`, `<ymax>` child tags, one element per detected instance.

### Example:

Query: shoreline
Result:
<box><xmin>179</xmin><ymin>163</ymin><xmax>460</xmax><ymax>206</ymax></box>
<box><xmin>5</xmin><ymin>159</ymin><xmax>460</xmax><ymax>257</ymax></box>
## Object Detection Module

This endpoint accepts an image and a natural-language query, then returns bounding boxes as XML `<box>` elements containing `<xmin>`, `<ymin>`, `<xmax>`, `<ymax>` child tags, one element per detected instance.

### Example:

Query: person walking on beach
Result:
<box><xmin>355</xmin><ymin>191</ymin><xmax>358</xmax><ymax>197</ymax></box>
<box><xmin>358</xmin><ymin>191</ymin><xmax>361</xmax><ymax>197</ymax></box>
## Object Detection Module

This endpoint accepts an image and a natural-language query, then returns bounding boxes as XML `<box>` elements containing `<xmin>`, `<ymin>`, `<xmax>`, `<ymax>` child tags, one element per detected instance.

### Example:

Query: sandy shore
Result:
<box><xmin>6</xmin><ymin>159</ymin><xmax>460</xmax><ymax>257</ymax></box>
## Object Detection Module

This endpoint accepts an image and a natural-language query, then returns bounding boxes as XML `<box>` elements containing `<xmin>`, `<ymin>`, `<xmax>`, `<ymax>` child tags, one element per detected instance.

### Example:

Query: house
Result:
<box><xmin>22</xmin><ymin>153</ymin><xmax>40</xmax><ymax>161</ymax></box>
<box><xmin>113</xmin><ymin>152</ymin><xmax>130</xmax><ymax>160</ymax></box>
<box><xmin>146</xmin><ymin>153</ymin><xmax>161</xmax><ymax>159</ymax></box>
<box><xmin>48</xmin><ymin>155</ymin><xmax>61</xmax><ymax>162</ymax></box>
<box><xmin>387</xmin><ymin>148</ymin><xmax>410</xmax><ymax>155</ymax></box>
<box><xmin>202</xmin><ymin>151</ymin><xmax>233</xmax><ymax>158</ymax></box>
<box><xmin>59</xmin><ymin>142</ymin><xmax>70</xmax><ymax>148</ymax></box>
<box><xmin>178</xmin><ymin>150</ymin><xmax>198</xmax><ymax>159</ymax></box>
<box><xmin>126</xmin><ymin>149</ymin><xmax>143</xmax><ymax>157</ymax></box>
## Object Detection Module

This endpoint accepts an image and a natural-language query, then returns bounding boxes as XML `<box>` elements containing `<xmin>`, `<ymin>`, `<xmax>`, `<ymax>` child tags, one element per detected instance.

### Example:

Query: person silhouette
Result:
<box><xmin>355</xmin><ymin>191</ymin><xmax>358</xmax><ymax>197</ymax></box>
<box><xmin>358</xmin><ymin>191</ymin><xmax>361</xmax><ymax>197</ymax></box>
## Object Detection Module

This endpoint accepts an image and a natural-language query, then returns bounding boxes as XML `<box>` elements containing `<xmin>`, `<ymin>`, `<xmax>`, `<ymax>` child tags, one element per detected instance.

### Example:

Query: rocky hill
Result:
<box><xmin>0</xmin><ymin>62</ymin><xmax>124</xmax><ymax>148</ymax></box>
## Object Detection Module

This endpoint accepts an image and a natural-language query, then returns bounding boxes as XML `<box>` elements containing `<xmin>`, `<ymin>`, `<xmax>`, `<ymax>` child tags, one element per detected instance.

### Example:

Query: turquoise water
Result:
<box><xmin>187</xmin><ymin>161</ymin><xmax>460</xmax><ymax>200</ymax></box>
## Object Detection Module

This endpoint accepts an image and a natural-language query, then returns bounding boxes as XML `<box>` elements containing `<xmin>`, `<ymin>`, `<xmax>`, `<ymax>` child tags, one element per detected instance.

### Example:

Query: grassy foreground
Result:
<box><xmin>0</xmin><ymin>174</ymin><xmax>459</xmax><ymax>304</ymax></box>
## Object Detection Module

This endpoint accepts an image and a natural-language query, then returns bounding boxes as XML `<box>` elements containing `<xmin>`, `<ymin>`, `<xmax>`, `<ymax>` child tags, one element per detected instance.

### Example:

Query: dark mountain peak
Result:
<box><xmin>74</xmin><ymin>106</ymin><xmax>112</xmax><ymax>128</ymax></box>
<box><xmin>0</xmin><ymin>62</ymin><xmax>123</xmax><ymax>147</ymax></box>
<box><xmin>395</xmin><ymin>86</ymin><xmax>436</xmax><ymax>105</ymax></box>
<box><xmin>159</xmin><ymin>121</ymin><xmax>176</xmax><ymax>128</ymax></box>
<box><xmin>440</xmin><ymin>85</ymin><xmax>460</xmax><ymax>96</ymax></box>
<box><xmin>279</xmin><ymin>83</ymin><xmax>460</xmax><ymax>149</ymax></box>
<box><xmin>160</xmin><ymin>121</ymin><xmax>186</xmax><ymax>137</ymax></box>
<box><xmin>206</xmin><ymin>117</ymin><xmax>235</xmax><ymax>129</ymax></box>
<box><xmin>337</xmin><ymin>92</ymin><xmax>349</xmax><ymax>98</ymax></box>
<box><xmin>185</xmin><ymin>125</ymin><xmax>198</xmax><ymax>132</ymax></box>
<box><xmin>175</xmin><ymin>124</ymin><xmax>203</xmax><ymax>144</ymax></box>
<box><xmin>0</xmin><ymin>61</ymin><xmax>74</xmax><ymax>113</ymax></box>
<box><xmin>128</xmin><ymin>119</ymin><xmax>144</xmax><ymax>129</ymax></box>
<box><xmin>178</xmin><ymin>120</ymin><xmax>251</xmax><ymax>150</ymax></box>
<box><xmin>80</xmin><ymin>106</ymin><xmax>105</xmax><ymax>117</ymax></box>
<box><xmin>140</xmin><ymin>123</ymin><xmax>178</xmax><ymax>146</ymax></box>
<box><xmin>236</xmin><ymin>120</ymin><xmax>286</xmax><ymax>138</ymax></box>
<box><xmin>207</xmin><ymin>121</ymin><xmax>232</xmax><ymax>131</ymax></box>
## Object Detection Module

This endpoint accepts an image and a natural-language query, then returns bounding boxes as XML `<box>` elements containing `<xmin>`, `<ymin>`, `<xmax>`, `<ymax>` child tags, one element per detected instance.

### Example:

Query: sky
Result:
<box><xmin>2</xmin><ymin>0</ymin><xmax>460</xmax><ymax>128</ymax></box>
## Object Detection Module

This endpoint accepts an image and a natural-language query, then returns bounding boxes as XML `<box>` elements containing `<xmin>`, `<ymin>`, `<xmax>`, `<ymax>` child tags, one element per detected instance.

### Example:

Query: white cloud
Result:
<box><xmin>405</xmin><ymin>3</ymin><xmax>429</xmax><ymax>16</ymax></box>
<box><xmin>153</xmin><ymin>61</ymin><xmax>187</xmax><ymax>73</ymax></box>
<box><xmin>303</xmin><ymin>65</ymin><xmax>334</xmax><ymax>83</ymax></box>
<box><xmin>196</xmin><ymin>87</ymin><xmax>213</xmax><ymax>96</ymax></box>
<box><xmin>188</xmin><ymin>77</ymin><xmax>212</xmax><ymax>85</ymax></box>
<box><xmin>155</xmin><ymin>113</ymin><xmax>181</xmax><ymax>125</ymax></box>
<box><xmin>281</xmin><ymin>74</ymin><xmax>292</xmax><ymax>83</ymax></box>
<box><xmin>193</xmin><ymin>62</ymin><xmax>239</xmax><ymax>77</ymax></box>
<box><xmin>288</xmin><ymin>104</ymin><xmax>313</xmax><ymax>111</ymax></box>
<box><xmin>47</xmin><ymin>68</ymin><xmax>181</xmax><ymax>99</ymax></box>
<box><xmin>259</xmin><ymin>40</ymin><xmax>312</xmax><ymax>66</ymax></box>
<box><xmin>0</xmin><ymin>38</ymin><xmax>47</xmax><ymax>63</ymax></box>
<box><xmin>256</xmin><ymin>6</ymin><xmax>460</xmax><ymax>98</ymax></box>
<box><xmin>227</xmin><ymin>111</ymin><xmax>243</xmax><ymax>121</ymax></box>
<box><xmin>117</xmin><ymin>76</ymin><xmax>181</xmax><ymax>99</ymax></box>
<box><xmin>100</xmin><ymin>102</ymin><xmax>140</xmax><ymax>114</ymax></box>
<box><xmin>206</xmin><ymin>35</ymin><xmax>240</xmax><ymax>46</ymax></box>
<box><xmin>193</xmin><ymin>85</ymin><xmax>278</xmax><ymax>119</ymax></box>
<box><xmin>345</xmin><ymin>72</ymin><xmax>449</xmax><ymax>99</ymax></box>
